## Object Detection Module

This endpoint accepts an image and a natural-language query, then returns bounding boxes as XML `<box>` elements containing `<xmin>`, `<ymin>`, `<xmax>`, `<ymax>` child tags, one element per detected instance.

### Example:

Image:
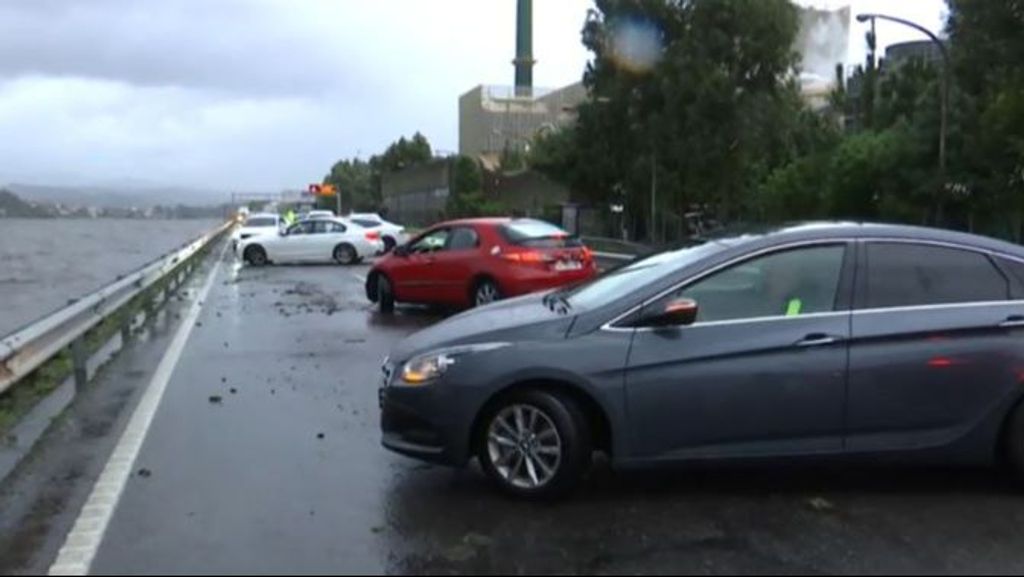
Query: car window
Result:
<box><xmin>500</xmin><ymin>219</ymin><xmax>581</xmax><ymax>248</ymax></box>
<box><xmin>312</xmin><ymin>221</ymin><xmax>344</xmax><ymax>234</ymax></box>
<box><xmin>995</xmin><ymin>257</ymin><xmax>1024</xmax><ymax>299</ymax></box>
<box><xmin>245</xmin><ymin>217</ymin><xmax>277</xmax><ymax>227</ymax></box>
<box><xmin>666</xmin><ymin>244</ymin><xmax>846</xmax><ymax>323</ymax></box>
<box><xmin>568</xmin><ymin>242</ymin><xmax>727</xmax><ymax>311</ymax></box>
<box><xmin>352</xmin><ymin>219</ymin><xmax>381</xmax><ymax>228</ymax></box>
<box><xmin>864</xmin><ymin>243</ymin><xmax>1010</xmax><ymax>309</ymax></box>
<box><xmin>287</xmin><ymin>222</ymin><xmax>314</xmax><ymax>236</ymax></box>
<box><xmin>410</xmin><ymin>229</ymin><xmax>450</xmax><ymax>253</ymax></box>
<box><xmin>447</xmin><ymin>227</ymin><xmax>479</xmax><ymax>251</ymax></box>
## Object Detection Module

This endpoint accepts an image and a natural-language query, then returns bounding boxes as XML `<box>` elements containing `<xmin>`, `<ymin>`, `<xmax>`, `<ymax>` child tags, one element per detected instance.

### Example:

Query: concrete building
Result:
<box><xmin>884</xmin><ymin>40</ymin><xmax>944</xmax><ymax>72</ymax></box>
<box><xmin>458</xmin><ymin>82</ymin><xmax>586</xmax><ymax>157</ymax></box>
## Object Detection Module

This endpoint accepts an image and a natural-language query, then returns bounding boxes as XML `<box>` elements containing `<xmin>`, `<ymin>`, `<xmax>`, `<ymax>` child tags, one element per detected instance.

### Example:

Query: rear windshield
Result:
<box><xmin>351</xmin><ymin>219</ymin><xmax>381</xmax><ymax>228</ymax></box>
<box><xmin>500</xmin><ymin>220</ymin><xmax>581</xmax><ymax>248</ymax></box>
<box><xmin>245</xmin><ymin>217</ymin><xmax>277</xmax><ymax>227</ymax></box>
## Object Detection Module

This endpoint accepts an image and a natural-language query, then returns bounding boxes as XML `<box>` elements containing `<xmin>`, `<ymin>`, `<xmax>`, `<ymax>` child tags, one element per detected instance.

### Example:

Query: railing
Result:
<box><xmin>0</xmin><ymin>221</ymin><xmax>233</xmax><ymax>395</ymax></box>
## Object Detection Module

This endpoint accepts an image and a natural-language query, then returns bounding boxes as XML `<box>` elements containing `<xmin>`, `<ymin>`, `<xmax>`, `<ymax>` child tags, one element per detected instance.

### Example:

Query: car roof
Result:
<box><xmin>698</xmin><ymin>221</ymin><xmax>1024</xmax><ymax>257</ymax></box>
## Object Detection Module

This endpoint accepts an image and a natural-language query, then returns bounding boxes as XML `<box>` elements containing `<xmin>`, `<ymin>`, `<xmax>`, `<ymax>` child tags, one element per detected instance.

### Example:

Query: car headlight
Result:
<box><xmin>399</xmin><ymin>343</ymin><xmax>509</xmax><ymax>385</ymax></box>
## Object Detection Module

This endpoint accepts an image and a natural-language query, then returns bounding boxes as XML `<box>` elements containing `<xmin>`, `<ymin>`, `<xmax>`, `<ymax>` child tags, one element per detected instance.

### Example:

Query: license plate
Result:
<box><xmin>554</xmin><ymin>260</ymin><xmax>583</xmax><ymax>272</ymax></box>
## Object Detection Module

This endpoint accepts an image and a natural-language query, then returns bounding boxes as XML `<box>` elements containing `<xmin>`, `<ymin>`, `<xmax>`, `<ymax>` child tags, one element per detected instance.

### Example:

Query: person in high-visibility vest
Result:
<box><xmin>283</xmin><ymin>209</ymin><xmax>297</xmax><ymax>227</ymax></box>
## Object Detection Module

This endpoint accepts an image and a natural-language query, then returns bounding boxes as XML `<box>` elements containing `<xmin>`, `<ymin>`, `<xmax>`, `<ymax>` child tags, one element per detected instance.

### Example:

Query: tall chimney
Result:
<box><xmin>514</xmin><ymin>0</ymin><xmax>535</xmax><ymax>97</ymax></box>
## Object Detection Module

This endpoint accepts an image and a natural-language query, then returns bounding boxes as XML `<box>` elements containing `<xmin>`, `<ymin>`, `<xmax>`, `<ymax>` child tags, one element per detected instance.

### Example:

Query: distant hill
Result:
<box><xmin>6</xmin><ymin>183</ymin><xmax>227</xmax><ymax>209</ymax></box>
<box><xmin>0</xmin><ymin>189</ymin><xmax>55</xmax><ymax>218</ymax></box>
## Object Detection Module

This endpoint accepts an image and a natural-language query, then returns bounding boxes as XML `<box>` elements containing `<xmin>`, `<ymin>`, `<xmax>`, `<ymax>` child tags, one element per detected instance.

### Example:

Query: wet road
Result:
<box><xmin>8</xmin><ymin>243</ymin><xmax>1024</xmax><ymax>574</ymax></box>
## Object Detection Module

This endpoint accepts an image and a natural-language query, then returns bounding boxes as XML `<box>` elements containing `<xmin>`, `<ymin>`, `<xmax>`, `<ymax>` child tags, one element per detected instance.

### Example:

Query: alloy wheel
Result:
<box><xmin>486</xmin><ymin>404</ymin><xmax>563</xmax><ymax>489</ymax></box>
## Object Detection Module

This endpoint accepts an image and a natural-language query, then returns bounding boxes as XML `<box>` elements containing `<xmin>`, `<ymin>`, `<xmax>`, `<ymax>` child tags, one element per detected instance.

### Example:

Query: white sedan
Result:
<box><xmin>231</xmin><ymin>213</ymin><xmax>281</xmax><ymax>252</ymax></box>
<box><xmin>238</xmin><ymin>218</ymin><xmax>383</xmax><ymax>266</ymax></box>
<box><xmin>347</xmin><ymin>213</ymin><xmax>409</xmax><ymax>252</ymax></box>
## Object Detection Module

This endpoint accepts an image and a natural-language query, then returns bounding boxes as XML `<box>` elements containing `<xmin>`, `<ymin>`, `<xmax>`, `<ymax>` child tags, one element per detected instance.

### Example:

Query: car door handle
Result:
<box><xmin>795</xmin><ymin>333</ymin><xmax>842</xmax><ymax>348</ymax></box>
<box><xmin>999</xmin><ymin>315</ymin><xmax>1024</xmax><ymax>328</ymax></box>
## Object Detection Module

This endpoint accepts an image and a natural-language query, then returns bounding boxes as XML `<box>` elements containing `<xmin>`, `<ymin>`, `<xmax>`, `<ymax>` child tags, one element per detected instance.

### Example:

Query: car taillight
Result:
<box><xmin>581</xmin><ymin>246</ymin><xmax>593</xmax><ymax>262</ymax></box>
<box><xmin>366</xmin><ymin>231</ymin><xmax>381</xmax><ymax>241</ymax></box>
<box><xmin>501</xmin><ymin>250</ymin><xmax>552</xmax><ymax>264</ymax></box>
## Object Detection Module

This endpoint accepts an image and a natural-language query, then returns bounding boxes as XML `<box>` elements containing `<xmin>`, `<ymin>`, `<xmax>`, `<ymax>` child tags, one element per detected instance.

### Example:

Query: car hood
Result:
<box><xmin>388</xmin><ymin>292</ymin><xmax>573</xmax><ymax>362</ymax></box>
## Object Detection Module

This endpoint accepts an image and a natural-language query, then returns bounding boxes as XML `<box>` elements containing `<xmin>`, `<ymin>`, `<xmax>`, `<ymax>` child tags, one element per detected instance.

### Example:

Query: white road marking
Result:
<box><xmin>48</xmin><ymin>241</ymin><xmax>228</xmax><ymax>576</ymax></box>
<box><xmin>355</xmin><ymin>274</ymin><xmax>367</xmax><ymax>284</ymax></box>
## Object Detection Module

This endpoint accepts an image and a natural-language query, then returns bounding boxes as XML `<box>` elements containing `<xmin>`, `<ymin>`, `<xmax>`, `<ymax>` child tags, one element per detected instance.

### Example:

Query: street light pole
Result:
<box><xmin>856</xmin><ymin>13</ymin><xmax>950</xmax><ymax>182</ymax></box>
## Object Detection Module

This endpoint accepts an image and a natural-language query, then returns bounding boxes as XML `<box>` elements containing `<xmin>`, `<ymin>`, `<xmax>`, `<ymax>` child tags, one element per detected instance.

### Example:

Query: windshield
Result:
<box><xmin>500</xmin><ymin>220</ymin><xmax>581</xmax><ymax>248</ymax></box>
<box><xmin>565</xmin><ymin>242</ymin><xmax>727</xmax><ymax>310</ymax></box>
<box><xmin>244</xmin><ymin>217</ymin><xmax>277</xmax><ymax>228</ymax></box>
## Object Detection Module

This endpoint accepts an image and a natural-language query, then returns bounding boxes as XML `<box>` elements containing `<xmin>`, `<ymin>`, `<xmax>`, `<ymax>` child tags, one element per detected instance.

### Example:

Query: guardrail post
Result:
<box><xmin>120</xmin><ymin>320</ymin><xmax>132</xmax><ymax>346</ymax></box>
<box><xmin>71</xmin><ymin>336</ymin><xmax>88</xmax><ymax>391</ymax></box>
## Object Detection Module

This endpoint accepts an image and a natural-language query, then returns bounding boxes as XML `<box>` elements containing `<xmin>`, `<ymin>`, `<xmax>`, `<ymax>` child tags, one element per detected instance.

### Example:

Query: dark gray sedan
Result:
<box><xmin>379</xmin><ymin>223</ymin><xmax>1024</xmax><ymax>497</ymax></box>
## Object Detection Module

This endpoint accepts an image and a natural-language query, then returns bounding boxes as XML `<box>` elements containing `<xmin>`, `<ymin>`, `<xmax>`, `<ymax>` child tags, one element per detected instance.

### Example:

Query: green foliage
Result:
<box><xmin>322</xmin><ymin>132</ymin><xmax>433</xmax><ymax>213</ymax></box>
<box><xmin>564</xmin><ymin>0</ymin><xmax>807</xmax><ymax>235</ymax></box>
<box><xmin>446</xmin><ymin>156</ymin><xmax>504</xmax><ymax>217</ymax></box>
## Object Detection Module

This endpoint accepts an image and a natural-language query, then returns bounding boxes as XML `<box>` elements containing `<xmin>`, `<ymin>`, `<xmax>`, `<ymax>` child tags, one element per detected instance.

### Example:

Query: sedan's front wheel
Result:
<box><xmin>478</xmin><ymin>390</ymin><xmax>591</xmax><ymax>498</ymax></box>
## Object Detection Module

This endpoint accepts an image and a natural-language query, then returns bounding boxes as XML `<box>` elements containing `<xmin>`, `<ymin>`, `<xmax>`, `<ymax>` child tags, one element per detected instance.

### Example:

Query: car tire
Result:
<box><xmin>477</xmin><ymin>389</ymin><xmax>592</xmax><ymax>499</ymax></box>
<box><xmin>333</xmin><ymin>243</ymin><xmax>357</xmax><ymax>265</ymax></box>
<box><xmin>472</xmin><ymin>278</ymin><xmax>502</xmax><ymax>307</ymax></box>
<box><xmin>377</xmin><ymin>274</ymin><xmax>395</xmax><ymax>314</ymax></box>
<box><xmin>383</xmin><ymin>236</ymin><xmax>397</xmax><ymax>253</ymax></box>
<box><xmin>244</xmin><ymin>245</ymin><xmax>268</xmax><ymax>266</ymax></box>
<box><xmin>1003</xmin><ymin>400</ymin><xmax>1024</xmax><ymax>482</ymax></box>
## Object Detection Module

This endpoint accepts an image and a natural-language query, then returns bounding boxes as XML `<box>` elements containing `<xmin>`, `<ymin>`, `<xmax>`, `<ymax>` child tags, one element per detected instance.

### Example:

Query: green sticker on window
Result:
<box><xmin>786</xmin><ymin>298</ymin><xmax>803</xmax><ymax>316</ymax></box>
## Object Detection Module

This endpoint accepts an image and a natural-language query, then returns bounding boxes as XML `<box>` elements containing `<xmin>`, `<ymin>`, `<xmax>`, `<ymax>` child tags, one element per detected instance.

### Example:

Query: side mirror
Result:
<box><xmin>643</xmin><ymin>298</ymin><xmax>698</xmax><ymax>328</ymax></box>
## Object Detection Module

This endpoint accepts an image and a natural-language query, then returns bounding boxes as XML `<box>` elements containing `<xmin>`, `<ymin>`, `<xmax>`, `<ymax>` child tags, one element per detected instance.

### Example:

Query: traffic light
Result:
<box><xmin>308</xmin><ymin>184</ymin><xmax>322</xmax><ymax>196</ymax></box>
<box><xmin>321</xmin><ymin>184</ymin><xmax>337</xmax><ymax>196</ymax></box>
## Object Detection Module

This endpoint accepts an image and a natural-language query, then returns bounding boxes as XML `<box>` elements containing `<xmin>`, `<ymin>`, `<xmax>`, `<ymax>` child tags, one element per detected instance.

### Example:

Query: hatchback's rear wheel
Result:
<box><xmin>377</xmin><ymin>274</ymin><xmax>395</xmax><ymax>313</ymax></box>
<box><xmin>472</xmin><ymin>278</ymin><xmax>501</xmax><ymax>307</ymax></box>
<box><xmin>478</xmin><ymin>390</ymin><xmax>591</xmax><ymax>498</ymax></box>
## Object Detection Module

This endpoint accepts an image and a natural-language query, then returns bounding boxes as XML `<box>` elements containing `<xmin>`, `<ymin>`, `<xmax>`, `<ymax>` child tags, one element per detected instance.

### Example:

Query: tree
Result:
<box><xmin>321</xmin><ymin>132</ymin><xmax>434</xmax><ymax>213</ymax></box>
<box><xmin>446</xmin><ymin>156</ymin><xmax>503</xmax><ymax>217</ymax></box>
<box><xmin>568</xmin><ymin>0</ymin><xmax>807</xmax><ymax>238</ymax></box>
<box><xmin>947</xmin><ymin>0</ymin><xmax>1024</xmax><ymax>238</ymax></box>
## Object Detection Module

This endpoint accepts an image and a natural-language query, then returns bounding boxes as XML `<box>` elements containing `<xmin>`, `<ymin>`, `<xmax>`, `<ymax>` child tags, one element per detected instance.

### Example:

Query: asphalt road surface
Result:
<box><xmin>5</xmin><ymin>242</ymin><xmax>1024</xmax><ymax>574</ymax></box>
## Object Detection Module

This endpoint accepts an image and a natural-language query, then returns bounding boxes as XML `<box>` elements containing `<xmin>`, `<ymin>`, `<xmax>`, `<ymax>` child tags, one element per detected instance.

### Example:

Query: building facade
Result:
<box><xmin>458</xmin><ymin>82</ymin><xmax>586</xmax><ymax>158</ymax></box>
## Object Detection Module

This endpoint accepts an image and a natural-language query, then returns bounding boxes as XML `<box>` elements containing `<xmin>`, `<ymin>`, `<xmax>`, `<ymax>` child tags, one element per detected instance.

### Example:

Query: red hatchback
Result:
<box><xmin>365</xmin><ymin>218</ymin><xmax>597</xmax><ymax>311</ymax></box>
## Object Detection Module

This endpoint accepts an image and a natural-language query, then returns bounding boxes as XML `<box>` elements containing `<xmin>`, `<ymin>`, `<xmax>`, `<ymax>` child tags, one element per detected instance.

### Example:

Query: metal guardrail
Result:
<box><xmin>0</xmin><ymin>221</ymin><xmax>233</xmax><ymax>395</ymax></box>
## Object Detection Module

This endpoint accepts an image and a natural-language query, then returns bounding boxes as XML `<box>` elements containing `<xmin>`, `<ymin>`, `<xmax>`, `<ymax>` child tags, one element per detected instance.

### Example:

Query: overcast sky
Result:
<box><xmin>0</xmin><ymin>0</ymin><xmax>946</xmax><ymax>194</ymax></box>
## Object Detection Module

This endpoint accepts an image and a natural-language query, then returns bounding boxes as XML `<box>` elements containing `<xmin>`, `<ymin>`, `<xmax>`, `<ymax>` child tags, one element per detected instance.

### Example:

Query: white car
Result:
<box><xmin>232</xmin><ymin>213</ymin><xmax>281</xmax><ymax>252</ymax></box>
<box><xmin>302</xmin><ymin>210</ymin><xmax>336</xmax><ymax>220</ymax></box>
<box><xmin>237</xmin><ymin>218</ymin><xmax>383</xmax><ymax>266</ymax></box>
<box><xmin>347</xmin><ymin>213</ymin><xmax>409</xmax><ymax>252</ymax></box>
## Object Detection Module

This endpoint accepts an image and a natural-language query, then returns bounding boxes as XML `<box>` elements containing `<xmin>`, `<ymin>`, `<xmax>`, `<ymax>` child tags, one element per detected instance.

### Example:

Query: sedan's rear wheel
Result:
<box><xmin>333</xmin><ymin>243</ymin><xmax>357</xmax><ymax>265</ymax></box>
<box><xmin>478</xmin><ymin>390</ymin><xmax>591</xmax><ymax>498</ymax></box>
<box><xmin>244</xmin><ymin>245</ymin><xmax>268</xmax><ymax>266</ymax></box>
<box><xmin>1003</xmin><ymin>400</ymin><xmax>1024</xmax><ymax>483</ymax></box>
<box><xmin>382</xmin><ymin>236</ymin><xmax>397</xmax><ymax>253</ymax></box>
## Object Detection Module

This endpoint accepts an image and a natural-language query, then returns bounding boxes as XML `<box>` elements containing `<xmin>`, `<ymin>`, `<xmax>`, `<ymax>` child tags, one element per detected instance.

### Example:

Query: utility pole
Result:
<box><xmin>857</xmin><ymin>13</ymin><xmax>950</xmax><ymax>221</ymax></box>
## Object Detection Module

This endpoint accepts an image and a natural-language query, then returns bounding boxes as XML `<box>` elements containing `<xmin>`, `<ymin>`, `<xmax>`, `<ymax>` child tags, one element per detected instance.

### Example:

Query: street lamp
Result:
<box><xmin>856</xmin><ymin>13</ymin><xmax>950</xmax><ymax>181</ymax></box>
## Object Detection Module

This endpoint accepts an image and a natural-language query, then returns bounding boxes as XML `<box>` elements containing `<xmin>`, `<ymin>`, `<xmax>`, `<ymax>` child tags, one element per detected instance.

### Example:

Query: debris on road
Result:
<box><xmin>230</xmin><ymin>388</ymin><xmax>237</xmax><ymax>394</ymax></box>
<box><xmin>137</xmin><ymin>468</ymin><xmax>152</xmax><ymax>478</ymax></box>
<box><xmin>208</xmin><ymin>395</ymin><xmax>223</xmax><ymax>404</ymax></box>
<box><xmin>806</xmin><ymin>497</ymin><xmax>835</xmax><ymax>512</ymax></box>
<box><xmin>317</xmin><ymin>433</ymin><xmax>325</xmax><ymax>439</ymax></box>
